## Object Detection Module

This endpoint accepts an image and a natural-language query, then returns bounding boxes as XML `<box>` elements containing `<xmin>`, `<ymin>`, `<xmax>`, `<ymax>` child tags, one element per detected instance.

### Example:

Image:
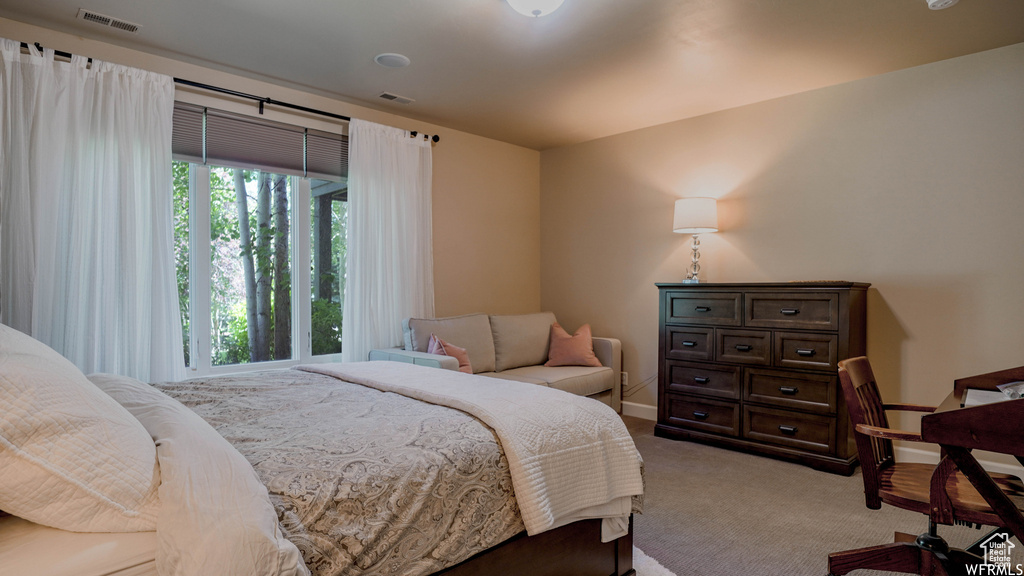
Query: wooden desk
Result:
<box><xmin>920</xmin><ymin>366</ymin><xmax>1024</xmax><ymax>542</ymax></box>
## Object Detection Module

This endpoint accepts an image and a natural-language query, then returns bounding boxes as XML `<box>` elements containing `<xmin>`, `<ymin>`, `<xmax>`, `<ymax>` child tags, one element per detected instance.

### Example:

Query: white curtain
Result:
<box><xmin>0</xmin><ymin>39</ymin><xmax>184</xmax><ymax>382</ymax></box>
<box><xmin>342</xmin><ymin>119</ymin><xmax>434</xmax><ymax>362</ymax></box>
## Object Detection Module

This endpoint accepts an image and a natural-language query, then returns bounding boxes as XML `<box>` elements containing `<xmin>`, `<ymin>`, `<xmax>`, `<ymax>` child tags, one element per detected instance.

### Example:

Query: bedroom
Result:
<box><xmin>1</xmin><ymin>0</ymin><xmax>1023</xmax><ymax>575</ymax></box>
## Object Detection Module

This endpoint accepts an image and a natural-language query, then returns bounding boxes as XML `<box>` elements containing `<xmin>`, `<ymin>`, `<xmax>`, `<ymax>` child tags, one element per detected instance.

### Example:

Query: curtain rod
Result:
<box><xmin>19</xmin><ymin>41</ymin><xmax>440</xmax><ymax>143</ymax></box>
<box><xmin>175</xmin><ymin>79</ymin><xmax>439</xmax><ymax>143</ymax></box>
<box><xmin>21</xmin><ymin>41</ymin><xmax>89</xmax><ymax>63</ymax></box>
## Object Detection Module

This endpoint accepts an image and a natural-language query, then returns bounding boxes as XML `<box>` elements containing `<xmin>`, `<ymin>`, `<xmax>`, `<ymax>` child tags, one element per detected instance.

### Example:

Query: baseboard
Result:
<box><xmin>895</xmin><ymin>445</ymin><xmax>1023</xmax><ymax>476</ymax></box>
<box><xmin>620</xmin><ymin>409</ymin><xmax>1018</xmax><ymax>475</ymax></box>
<box><xmin>621</xmin><ymin>404</ymin><xmax>1018</xmax><ymax>475</ymax></box>
<box><xmin>622</xmin><ymin>401</ymin><xmax>657</xmax><ymax>421</ymax></box>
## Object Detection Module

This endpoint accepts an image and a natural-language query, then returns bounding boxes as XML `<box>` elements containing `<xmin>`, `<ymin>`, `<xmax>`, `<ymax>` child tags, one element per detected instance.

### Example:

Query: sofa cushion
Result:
<box><xmin>495</xmin><ymin>365</ymin><xmax>613</xmax><ymax>397</ymax></box>
<box><xmin>490</xmin><ymin>312</ymin><xmax>557</xmax><ymax>372</ymax></box>
<box><xmin>545</xmin><ymin>322</ymin><xmax>603</xmax><ymax>368</ymax></box>
<box><xmin>404</xmin><ymin>314</ymin><xmax>495</xmax><ymax>373</ymax></box>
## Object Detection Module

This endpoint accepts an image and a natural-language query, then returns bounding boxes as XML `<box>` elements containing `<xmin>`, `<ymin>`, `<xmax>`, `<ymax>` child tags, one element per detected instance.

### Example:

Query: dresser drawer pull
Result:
<box><xmin>778</xmin><ymin>425</ymin><xmax>798</xmax><ymax>436</ymax></box>
<box><xmin>682</xmin><ymin>340</ymin><xmax>698</xmax><ymax>347</ymax></box>
<box><xmin>692</xmin><ymin>411</ymin><xmax>710</xmax><ymax>420</ymax></box>
<box><xmin>734</xmin><ymin>344</ymin><xmax>753</xmax><ymax>352</ymax></box>
<box><xmin>779</xmin><ymin>386</ymin><xmax>799</xmax><ymax>395</ymax></box>
<box><xmin>780</xmin><ymin>308</ymin><xmax>800</xmax><ymax>315</ymax></box>
<box><xmin>693</xmin><ymin>376</ymin><xmax>711</xmax><ymax>384</ymax></box>
<box><xmin>795</xmin><ymin>348</ymin><xmax>816</xmax><ymax>357</ymax></box>
<box><xmin>694</xmin><ymin>306</ymin><xmax>712</xmax><ymax>313</ymax></box>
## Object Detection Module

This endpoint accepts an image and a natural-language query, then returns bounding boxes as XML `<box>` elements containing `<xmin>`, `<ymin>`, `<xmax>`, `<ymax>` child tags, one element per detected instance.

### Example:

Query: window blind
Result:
<box><xmin>171</xmin><ymin>102</ymin><xmax>348</xmax><ymax>181</ymax></box>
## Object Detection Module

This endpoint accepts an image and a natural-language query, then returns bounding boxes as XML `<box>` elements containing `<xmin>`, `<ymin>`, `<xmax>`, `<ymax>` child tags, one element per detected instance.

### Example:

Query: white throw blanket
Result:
<box><xmin>297</xmin><ymin>362</ymin><xmax>644</xmax><ymax>538</ymax></box>
<box><xmin>89</xmin><ymin>374</ymin><xmax>308</xmax><ymax>576</ymax></box>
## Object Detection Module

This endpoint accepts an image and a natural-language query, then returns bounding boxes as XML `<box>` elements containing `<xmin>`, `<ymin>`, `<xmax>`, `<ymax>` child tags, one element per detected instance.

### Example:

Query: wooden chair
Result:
<box><xmin>828</xmin><ymin>356</ymin><xmax>1024</xmax><ymax>576</ymax></box>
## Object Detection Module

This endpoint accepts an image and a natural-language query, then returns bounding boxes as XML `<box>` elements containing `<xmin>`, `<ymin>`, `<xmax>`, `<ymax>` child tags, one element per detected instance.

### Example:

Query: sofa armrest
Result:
<box><xmin>592</xmin><ymin>337</ymin><xmax>622</xmax><ymax>413</ymax></box>
<box><xmin>367</xmin><ymin>348</ymin><xmax>460</xmax><ymax>371</ymax></box>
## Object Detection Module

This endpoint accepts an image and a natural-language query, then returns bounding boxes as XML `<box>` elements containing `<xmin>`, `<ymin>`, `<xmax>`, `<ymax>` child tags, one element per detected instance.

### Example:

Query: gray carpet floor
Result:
<box><xmin>623</xmin><ymin>416</ymin><xmax>1022</xmax><ymax>576</ymax></box>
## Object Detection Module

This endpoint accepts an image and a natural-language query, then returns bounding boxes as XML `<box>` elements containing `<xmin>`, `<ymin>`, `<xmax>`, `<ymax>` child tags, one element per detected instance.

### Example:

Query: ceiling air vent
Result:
<box><xmin>378</xmin><ymin>92</ymin><xmax>415</xmax><ymax>105</ymax></box>
<box><xmin>77</xmin><ymin>9</ymin><xmax>141</xmax><ymax>34</ymax></box>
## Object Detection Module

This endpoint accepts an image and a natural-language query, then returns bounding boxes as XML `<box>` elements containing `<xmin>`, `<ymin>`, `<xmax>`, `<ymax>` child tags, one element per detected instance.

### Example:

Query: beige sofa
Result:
<box><xmin>368</xmin><ymin>312</ymin><xmax>621</xmax><ymax>412</ymax></box>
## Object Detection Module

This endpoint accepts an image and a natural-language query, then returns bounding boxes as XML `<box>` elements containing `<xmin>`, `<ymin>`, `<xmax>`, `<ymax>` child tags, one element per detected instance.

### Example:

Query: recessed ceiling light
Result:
<box><xmin>374</xmin><ymin>53</ymin><xmax>411</xmax><ymax>68</ymax></box>
<box><xmin>927</xmin><ymin>0</ymin><xmax>958</xmax><ymax>9</ymax></box>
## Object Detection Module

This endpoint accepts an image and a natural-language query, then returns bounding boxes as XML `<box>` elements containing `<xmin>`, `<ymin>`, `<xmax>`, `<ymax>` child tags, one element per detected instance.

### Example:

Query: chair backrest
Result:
<box><xmin>838</xmin><ymin>356</ymin><xmax>894</xmax><ymax>509</ymax></box>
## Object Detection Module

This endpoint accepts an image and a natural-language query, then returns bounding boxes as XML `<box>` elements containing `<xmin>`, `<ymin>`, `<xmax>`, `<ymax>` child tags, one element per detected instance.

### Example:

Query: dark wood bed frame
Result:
<box><xmin>434</xmin><ymin>515</ymin><xmax>635</xmax><ymax>576</ymax></box>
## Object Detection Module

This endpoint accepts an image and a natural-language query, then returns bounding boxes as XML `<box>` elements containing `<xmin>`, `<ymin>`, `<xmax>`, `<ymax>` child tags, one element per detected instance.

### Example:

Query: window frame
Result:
<box><xmin>183</xmin><ymin>163</ymin><xmax>343</xmax><ymax>377</ymax></box>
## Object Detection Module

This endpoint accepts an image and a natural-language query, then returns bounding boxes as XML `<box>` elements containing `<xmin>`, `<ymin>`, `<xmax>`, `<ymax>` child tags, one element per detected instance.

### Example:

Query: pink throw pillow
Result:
<box><xmin>545</xmin><ymin>322</ymin><xmax>603</xmax><ymax>367</ymax></box>
<box><xmin>427</xmin><ymin>333</ymin><xmax>473</xmax><ymax>374</ymax></box>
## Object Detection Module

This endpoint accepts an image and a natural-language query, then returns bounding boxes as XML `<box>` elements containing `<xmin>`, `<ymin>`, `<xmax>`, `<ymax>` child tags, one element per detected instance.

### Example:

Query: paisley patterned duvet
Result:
<box><xmin>155</xmin><ymin>369</ymin><xmax>525</xmax><ymax>576</ymax></box>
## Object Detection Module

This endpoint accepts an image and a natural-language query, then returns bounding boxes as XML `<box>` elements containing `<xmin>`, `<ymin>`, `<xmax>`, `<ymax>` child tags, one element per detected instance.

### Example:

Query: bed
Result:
<box><xmin>0</xmin><ymin>324</ymin><xmax>643</xmax><ymax>576</ymax></box>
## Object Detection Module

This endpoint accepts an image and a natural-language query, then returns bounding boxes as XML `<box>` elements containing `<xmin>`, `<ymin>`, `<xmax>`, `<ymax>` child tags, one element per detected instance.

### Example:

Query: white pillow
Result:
<box><xmin>0</xmin><ymin>323</ymin><xmax>160</xmax><ymax>532</ymax></box>
<box><xmin>89</xmin><ymin>373</ymin><xmax>309</xmax><ymax>576</ymax></box>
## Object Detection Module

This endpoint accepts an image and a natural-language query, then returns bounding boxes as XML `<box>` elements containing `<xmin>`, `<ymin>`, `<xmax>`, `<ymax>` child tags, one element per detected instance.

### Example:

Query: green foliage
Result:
<box><xmin>215</xmin><ymin>300</ymin><xmax>251</xmax><ymax>365</ymax></box>
<box><xmin>311</xmin><ymin>299</ymin><xmax>342</xmax><ymax>356</ymax></box>
<box><xmin>209</xmin><ymin>167</ymin><xmax>255</xmax><ymax>366</ymax></box>
<box><xmin>172</xmin><ymin>161</ymin><xmax>191</xmax><ymax>367</ymax></box>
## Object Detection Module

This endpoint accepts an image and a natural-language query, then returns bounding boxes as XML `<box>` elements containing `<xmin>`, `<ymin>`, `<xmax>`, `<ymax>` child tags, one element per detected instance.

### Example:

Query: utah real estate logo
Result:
<box><xmin>967</xmin><ymin>532</ymin><xmax>1019</xmax><ymax>575</ymax></box>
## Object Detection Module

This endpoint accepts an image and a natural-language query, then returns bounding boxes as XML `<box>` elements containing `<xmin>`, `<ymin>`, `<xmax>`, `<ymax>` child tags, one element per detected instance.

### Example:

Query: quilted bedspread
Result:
<box><xmin>298</xmin><ymin>362</ymin><xmax>645</xmax><ymax>539</ymax></box>
<box><xmin>154</xmin><ymin>369</ymin><xmax>524</xmax><ymax>576</ymax></box>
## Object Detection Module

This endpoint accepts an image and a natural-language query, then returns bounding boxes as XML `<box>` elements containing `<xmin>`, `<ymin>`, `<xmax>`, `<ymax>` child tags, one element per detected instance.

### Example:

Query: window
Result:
<box><xmin>208</xmin><ymin>167</ymin><xmax>293</xmax><ymax>366</ymax></box>
<box><xmin>310</xmin><ymin>179</ymin><xmax>347</xmax><ymax>356</ymax></box>
<box><xmin>171</xmin><ymin>103</ymin><xmax>347</xmax><ymax>374</ymax></box>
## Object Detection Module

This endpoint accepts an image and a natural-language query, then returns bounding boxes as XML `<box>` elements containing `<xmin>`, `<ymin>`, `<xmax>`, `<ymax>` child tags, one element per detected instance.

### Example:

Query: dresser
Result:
<box><xmin>655</xmin><ymin>282</ymin><xmax>869</xmax><ymax>475</ymax></box>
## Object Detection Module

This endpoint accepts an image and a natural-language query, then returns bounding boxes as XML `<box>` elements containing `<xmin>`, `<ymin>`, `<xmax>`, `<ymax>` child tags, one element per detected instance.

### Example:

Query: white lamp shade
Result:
<box><xmin>673</xmin><ymin>198</ymin><xmax>719</xmax><ymax>234</ymax></box>
<box><xmin>506</xmin><ymin>0</ymin><xmax>565</xmax><ymax>17</ymax></box>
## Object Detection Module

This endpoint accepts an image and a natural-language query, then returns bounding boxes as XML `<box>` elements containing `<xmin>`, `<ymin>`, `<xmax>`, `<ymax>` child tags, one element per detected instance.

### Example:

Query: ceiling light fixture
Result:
<box><xmin>374</xmin><ymin>53</ymin><xmax>411</xmax><ymax>68</ymax></box>
<box><xmin>506</xmin><ymin>0</ymin><xmax>565</xmax><ymax>18</ymax></box>
<box><xmin>926</xmin><ymin>0</ymin><xmax>958</xmax><ymax>9</ymax></box>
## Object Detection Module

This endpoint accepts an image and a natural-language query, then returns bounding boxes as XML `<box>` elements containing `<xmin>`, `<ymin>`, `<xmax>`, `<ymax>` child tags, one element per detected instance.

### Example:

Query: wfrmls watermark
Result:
<box><xmin>966</xmin><ymin>532</ymin><xmax>1020</xmax><ymax>575</ymax></box>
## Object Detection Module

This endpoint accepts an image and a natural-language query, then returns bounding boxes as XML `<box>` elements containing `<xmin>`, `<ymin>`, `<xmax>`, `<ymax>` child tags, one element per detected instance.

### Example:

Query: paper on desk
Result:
<box><xmin>996</xmin><ymin>381</ymin><xmax>1024</xmax><ymax>399</ymax></box>
<box><xmin>964</xmin><ymin>388</ymin><xmax>1013</xmax><ymax>407</ymax></box>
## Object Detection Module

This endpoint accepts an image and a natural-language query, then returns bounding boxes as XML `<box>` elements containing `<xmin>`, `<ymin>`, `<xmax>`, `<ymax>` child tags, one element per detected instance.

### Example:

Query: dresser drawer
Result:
<box><xmin>744</xmin><ymin>368</ymin><xmax>836</xmax><ymax>414</ymax></box>
<box><xmin>744</xmin><ymin>292</ymin><xmax>840</xmax><ymax>330</ymax></box>
<box><xmin>664</xmin><ymin>395</ymin><xmax>739</xmax><ymax>436</ymax></box>
<box><xmin>665</xmin><ymin>327</ymin><xmax>714</xmax><ymax>361</ymax></box>
<box><xmin>666</xmin><ymin>361</ymin><xmax>740</xmax><ymax>400</ymax></box>
<box><xmin>743</xmin><ymin>406</ymin><xmax>836</xmax><ymax>454</ymax></box>
<box><xmin>664</xmin><ymin>291</ymin><xmax>741</xmax><ymax>326</ymax></box>
<box><xmin>716</xmin><ymin>329</ymin><xmax>770</xmax><ymax>365</ymax></box>
<box><xmin>775</xmin><ymin>332</ymin><xmax>838</xmax><ymax>371</ymax></box>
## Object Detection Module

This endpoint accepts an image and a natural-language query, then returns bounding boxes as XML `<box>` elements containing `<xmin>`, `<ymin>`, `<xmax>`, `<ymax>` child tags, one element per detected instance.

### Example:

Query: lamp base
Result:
<box><xmin>685</xmin><ymin>234</ymin><xmax>704</xmax><ymax>284</ymax></box>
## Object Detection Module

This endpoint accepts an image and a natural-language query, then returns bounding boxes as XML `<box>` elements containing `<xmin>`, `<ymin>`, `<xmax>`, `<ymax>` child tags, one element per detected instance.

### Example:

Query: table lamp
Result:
<box><xmin>673</xmin><ymin>198</ymin><xmax>718</xmax><ymax>283</ymax></box>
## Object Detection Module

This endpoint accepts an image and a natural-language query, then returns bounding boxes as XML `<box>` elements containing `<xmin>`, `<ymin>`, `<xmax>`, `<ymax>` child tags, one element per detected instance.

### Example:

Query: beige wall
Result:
<box><xmin>540</xmin><ymin>43</ymin><xmax>1024</xmax><ymax>429</ymax></box>
<box><xmin>0</xmin><ymin>17</ymin><xmax>541</xmax><ymax>318</ymax></box>
<box><xmin>8</xmin><ymin>17</ymin><xmax>1023</xmax><ymax>420</ymax></box>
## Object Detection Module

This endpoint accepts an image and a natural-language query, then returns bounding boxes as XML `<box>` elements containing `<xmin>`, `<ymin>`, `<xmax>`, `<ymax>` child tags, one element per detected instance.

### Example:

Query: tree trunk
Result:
<box><xmin>313</xmin><ymin>194</ymin><xmax>333</xmax><ymax>301</ymax></box>
<box><xmin>272</xmin><ymin>174</ymin><xmax>291</xmax><ymax>359</ymax></box>
<box><xmin>233</xmin><ymin>169</ymin><xmax>259</xmax><ymax>361</ymax></box>
<box><xmin>254</xmin><ymin>173</ymin><xmax>272</xmax><ymax>361</ymax></box>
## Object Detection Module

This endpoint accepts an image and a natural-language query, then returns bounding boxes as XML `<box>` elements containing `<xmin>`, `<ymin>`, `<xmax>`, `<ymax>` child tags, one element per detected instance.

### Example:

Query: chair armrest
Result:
<box><xmin>367</xmin><ymin>348</ymin><xmax>460</xmax><ymax>370</ymax></box>
<box><xmin>592</xmin><ymin>337</ymin><xmax>622</xmax><ymax>412</ymax></box>
<box><xmin>855</xmin><ymin>423</ymin><xmax>925</xmax><ymax>443</ymax></box>
<box><xmin>883</xmin><ymin>403</ymin><xmax>937</xmax><ymax>413</ymax></box>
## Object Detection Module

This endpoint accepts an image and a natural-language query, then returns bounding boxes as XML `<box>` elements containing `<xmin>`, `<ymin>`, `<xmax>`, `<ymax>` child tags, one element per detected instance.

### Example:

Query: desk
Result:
<box><xmin>920</xmin><ymin>366</ymin><xmax>1024</xmax><ymax>542</ymax></box>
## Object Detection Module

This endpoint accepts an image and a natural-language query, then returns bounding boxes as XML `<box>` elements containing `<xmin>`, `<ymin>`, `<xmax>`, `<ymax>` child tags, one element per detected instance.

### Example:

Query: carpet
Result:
<box><xmin>623</xmin><ymin>416</ymin><xmax>1023</xmax><ymax>576</ymax></box>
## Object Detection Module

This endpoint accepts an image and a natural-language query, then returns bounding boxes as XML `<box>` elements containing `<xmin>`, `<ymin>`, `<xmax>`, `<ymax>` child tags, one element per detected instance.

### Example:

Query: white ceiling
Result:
<box><xmin>1</xmin><ymin>0</ymin><xmax>1022</xmax><ymax>150</ymax></box>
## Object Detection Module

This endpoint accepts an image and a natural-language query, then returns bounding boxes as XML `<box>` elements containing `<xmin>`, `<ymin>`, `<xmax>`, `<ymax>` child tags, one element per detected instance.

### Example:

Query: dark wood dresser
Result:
<box><xmin>655</xmin><ymin>282</ymin><xmax>869</xmax><ymax>475</ymax></box>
